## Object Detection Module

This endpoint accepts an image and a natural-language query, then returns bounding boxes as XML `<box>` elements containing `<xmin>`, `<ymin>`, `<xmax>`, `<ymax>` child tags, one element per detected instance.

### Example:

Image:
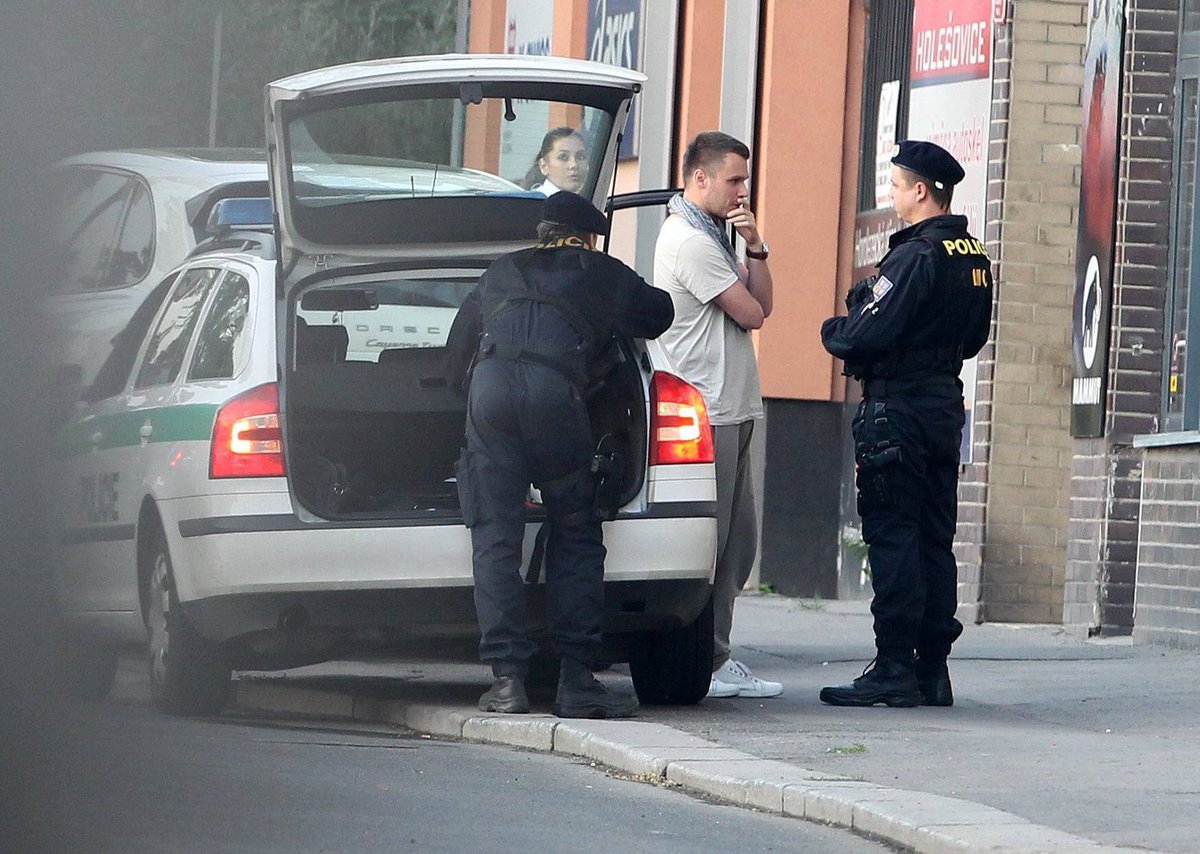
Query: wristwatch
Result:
<box><xmin>745</xmin><ymin>242</ymin><xmax>769</xmax><ymax>260</ymax></box>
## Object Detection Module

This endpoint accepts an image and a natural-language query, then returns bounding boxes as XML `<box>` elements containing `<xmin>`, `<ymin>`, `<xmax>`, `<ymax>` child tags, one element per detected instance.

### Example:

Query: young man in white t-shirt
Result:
<box><xmin>653</xmin><ymin>131</ymin><xmax>782</xmax><ymax>699</ymax></box>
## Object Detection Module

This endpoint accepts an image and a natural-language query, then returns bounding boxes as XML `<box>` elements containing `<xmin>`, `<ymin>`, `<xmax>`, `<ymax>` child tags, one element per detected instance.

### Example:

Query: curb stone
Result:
<box><xmin>232</xmin><ymin>680</ymin><xmax>1158</xmax><ymax>854</ymax></box>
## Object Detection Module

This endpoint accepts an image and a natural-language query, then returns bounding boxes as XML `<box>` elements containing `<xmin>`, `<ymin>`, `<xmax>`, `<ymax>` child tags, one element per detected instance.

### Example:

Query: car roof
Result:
<box><xmin>57</xmin><ymin>148</ymin><xmax>267</xmax><ymax>182</ymax></box>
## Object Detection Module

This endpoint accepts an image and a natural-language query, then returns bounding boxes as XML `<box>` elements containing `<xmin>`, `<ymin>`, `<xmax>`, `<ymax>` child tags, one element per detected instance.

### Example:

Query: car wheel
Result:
<box><xmin>55</xmin><ymin>636</ymin><xmax>118</xmax><ymax>702</ymax></box>
<box><xmin>628</xmin><ymin>593</ymin><xmax>714</xmax><ymax>706</ymax></box>
<box><xmin>145</xmin><ymin>524</ymin><xmax>231</xmax><ymax>716</ymax></box>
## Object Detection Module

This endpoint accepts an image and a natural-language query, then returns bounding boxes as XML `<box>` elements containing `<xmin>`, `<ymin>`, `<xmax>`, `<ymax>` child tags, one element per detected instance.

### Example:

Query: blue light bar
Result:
<box><xmin>206</xmin><ymin>197</ymin><xmax>273</xmax><ymax>234</ymax></box>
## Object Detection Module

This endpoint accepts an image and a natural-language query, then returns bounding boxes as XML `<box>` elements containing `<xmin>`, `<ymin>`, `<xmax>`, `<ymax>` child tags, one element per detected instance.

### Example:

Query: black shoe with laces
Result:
<box><xmin>553</xmin><ymin>659</ymin><xmax>638</xmax><ymax>719</ymax></box>
<box><xmin>478</xmin><ymin>675</ymin><xmax>531</xmax><ymax>713</ymax></box>
<box><xmin>819</xmin><ymin>657</ymin><xmax>922</xmax><ymax>707</ymax></box>
<box><xmin>914</xmin><ymin>657</ymin><xmax>953</xmax><ymax>706</ymax></box>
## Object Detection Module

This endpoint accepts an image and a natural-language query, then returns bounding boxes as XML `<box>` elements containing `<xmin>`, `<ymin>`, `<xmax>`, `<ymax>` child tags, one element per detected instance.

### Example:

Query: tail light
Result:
<box><xmin>649</xmin><ymin>371</ymin><xmax>714</xmax><ymax>465</ymax></box>
<box><xmin>210</xmin><ymin>383</ymin><xmax>285</xmax><ymax>478</ymax></box>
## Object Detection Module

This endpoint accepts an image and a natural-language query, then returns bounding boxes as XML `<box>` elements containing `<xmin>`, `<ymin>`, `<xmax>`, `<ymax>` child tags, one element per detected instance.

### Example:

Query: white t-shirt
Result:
<box><xmin>653</xmin><ymin>214</ymin><xmax>764</xmax><ymax>425</ymax></box>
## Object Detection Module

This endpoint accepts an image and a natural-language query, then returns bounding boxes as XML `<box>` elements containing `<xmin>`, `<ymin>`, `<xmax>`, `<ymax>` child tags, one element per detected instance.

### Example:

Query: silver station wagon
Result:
<box><xmin>48</xmin><ymin>54</ymin><xmax>718</xmax><ymax>716</ymax></box>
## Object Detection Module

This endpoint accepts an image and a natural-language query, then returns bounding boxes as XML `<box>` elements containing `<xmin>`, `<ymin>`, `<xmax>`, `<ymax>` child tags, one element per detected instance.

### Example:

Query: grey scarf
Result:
<box><xmin>668</xmin><ymin>193</ymin><xmax>739</xmax><ymax>277</ymax></box>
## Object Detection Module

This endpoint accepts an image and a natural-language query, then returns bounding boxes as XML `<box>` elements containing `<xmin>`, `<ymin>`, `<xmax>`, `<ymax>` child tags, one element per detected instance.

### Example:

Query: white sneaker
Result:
<box><xmin>707</xmin><ymin>675</ymin><xmax>740</xmax><ymax>698</ymax></box>
<box><xmin>711</xmin><ymin>660</ymin><xmax>783</xmax><ymax>698</ymax></box>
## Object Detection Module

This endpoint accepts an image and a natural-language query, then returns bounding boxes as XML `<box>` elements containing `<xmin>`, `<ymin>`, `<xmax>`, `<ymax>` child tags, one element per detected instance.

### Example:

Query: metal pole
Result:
<box><xmin>208</xmin><ymin>10</ymin><xmax>223</xmax><ymax>147</ymax></box>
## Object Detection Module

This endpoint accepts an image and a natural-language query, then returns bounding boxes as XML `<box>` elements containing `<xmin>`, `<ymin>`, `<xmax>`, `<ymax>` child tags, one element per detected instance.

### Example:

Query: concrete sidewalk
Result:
<box><xmin>228</xmin><ymin>594</ymin><xmax>1200</xmax><ymax>853</ymax></box>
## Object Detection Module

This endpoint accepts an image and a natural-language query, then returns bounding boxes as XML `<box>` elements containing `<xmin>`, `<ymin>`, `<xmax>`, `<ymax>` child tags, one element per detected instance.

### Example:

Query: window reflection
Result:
<box><xmin>136</xmin><ymin>268</ymin><xmax>220</xmax><ymax>389</ymax></box>
<box><xmin>190</xmin><ymin>273</ymin><xmax>251</xmax><ymax>381</ymax></box>
<box><xmin>1168</xmin><ymin>78</ymin><xmax>1198</xmax><ymax>426</ymax></box>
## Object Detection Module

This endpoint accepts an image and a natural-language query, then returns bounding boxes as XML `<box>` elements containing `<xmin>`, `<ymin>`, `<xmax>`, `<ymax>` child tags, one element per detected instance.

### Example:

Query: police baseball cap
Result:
<box><xmin>541</xmin><ymin>191</ymin><xmax>610</xmax><ymax>236</ymax></box>
<box><xmin>891</xmin><ymin>140</ymin><xmax>965</xmax><ymax>190</ymax></box>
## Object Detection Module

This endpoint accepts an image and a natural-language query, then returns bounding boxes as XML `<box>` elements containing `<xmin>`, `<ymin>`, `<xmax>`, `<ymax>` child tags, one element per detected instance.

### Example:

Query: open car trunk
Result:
<box><xmin>282</xmin><ymin>274</ymin><xmax>647</xmax><ymax>521</ymax></box>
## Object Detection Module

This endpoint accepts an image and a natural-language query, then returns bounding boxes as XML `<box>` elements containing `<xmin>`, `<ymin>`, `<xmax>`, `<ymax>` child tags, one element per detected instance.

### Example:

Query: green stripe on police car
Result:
<box><xmin>54</xmin><ymin>404</ymin><xmax>220</xmax><ymax>458</ymax></box>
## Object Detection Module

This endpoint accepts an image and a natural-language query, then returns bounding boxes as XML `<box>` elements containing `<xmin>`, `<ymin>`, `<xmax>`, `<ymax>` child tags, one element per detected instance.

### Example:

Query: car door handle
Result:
<box><xmin>139</xmin><ymin>422</ymin><xmax>153</xmax><ymax>445</ymax></box>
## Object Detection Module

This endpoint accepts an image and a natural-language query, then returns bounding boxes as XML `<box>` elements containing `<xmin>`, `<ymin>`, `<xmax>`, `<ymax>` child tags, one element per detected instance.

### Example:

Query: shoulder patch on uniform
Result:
<box><xmin>870</xmin><ymin>276</ymin><xmax>894</xmax><ymax>302</ymax></box>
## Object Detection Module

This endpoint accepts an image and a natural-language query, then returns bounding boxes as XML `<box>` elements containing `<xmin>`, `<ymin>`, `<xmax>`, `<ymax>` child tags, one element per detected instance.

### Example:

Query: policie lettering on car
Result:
<box><xmin>80</xmin><ymin>471</ymin><xmax>120</xmax><ymax>523</ymax></box>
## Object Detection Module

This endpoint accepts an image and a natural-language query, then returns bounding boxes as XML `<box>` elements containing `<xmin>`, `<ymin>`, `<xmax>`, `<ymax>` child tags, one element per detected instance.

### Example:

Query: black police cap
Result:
<box><xmin>891</xmin><ymin>140</ymin><xmax>965</xmax><ymax>190</ymax></box>
<box><xmin>541</xmin><ymin>191</ymin><xmax>610</xmax><ymax>237</ymax></box>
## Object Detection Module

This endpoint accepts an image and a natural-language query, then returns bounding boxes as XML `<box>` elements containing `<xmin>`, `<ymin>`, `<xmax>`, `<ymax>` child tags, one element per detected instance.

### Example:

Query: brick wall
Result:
<box><xmin>981</xmin><ymin>0</ymin><xmax>1084</xmax><ymax>623</ymax></box>
<box><xmin>1137</xmin><ymin>450</ymin><xmax>1200</xmax><ymax>649</ymax></box>
<box><xmin>953</xmin><ymin>5</ymin><xmax>1013</xmax><ymax>625</ymax></box>
<box><xmin>1063</xmin><ymin>0</ymin><xmax>1176</xmax><ymax>637</ymax></box>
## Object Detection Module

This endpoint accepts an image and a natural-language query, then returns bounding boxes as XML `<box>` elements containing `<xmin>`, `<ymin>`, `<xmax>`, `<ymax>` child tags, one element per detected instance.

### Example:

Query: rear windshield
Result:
<box><xmin>283</xmin><ymin>86</ymin><xmax>619</xmax><ymax>245</ymax></box>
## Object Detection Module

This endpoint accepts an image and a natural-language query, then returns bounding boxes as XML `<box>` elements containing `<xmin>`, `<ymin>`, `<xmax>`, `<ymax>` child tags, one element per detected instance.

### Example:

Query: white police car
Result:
<box><xmin>44</xmin><ymin>149</ymin><xmax>268</xmax><ymax>392</ymax></box>
<box><xmin>49</xmin><ymin>54</ymin><xmax>718</xmax><ymax>716</ymax></box>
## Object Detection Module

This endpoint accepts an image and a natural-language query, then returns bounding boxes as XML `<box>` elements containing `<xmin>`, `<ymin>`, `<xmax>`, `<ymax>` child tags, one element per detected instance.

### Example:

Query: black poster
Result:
<box><xmin>1071</xmin><ymin>0</ymin><xmax>1126</xmax><ymax>437</ymax></box>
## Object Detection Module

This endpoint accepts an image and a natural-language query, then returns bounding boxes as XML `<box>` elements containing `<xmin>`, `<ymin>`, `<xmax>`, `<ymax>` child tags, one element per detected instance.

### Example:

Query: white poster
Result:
<box><xmin>875</xmin><ymin>80</ymin><xmax>901</xmax><ymax>209</ymax></box>
<box><xmin>908</xmin><ymin>0</ymin><xmax>994</xmax><ymax>462</ymax></box>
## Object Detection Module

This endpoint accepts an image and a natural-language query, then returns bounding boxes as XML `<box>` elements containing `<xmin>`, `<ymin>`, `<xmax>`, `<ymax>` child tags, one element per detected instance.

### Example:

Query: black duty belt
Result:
<box><xmin>862</xmin><ymin>374</ymin><xmax>959</xmax><ymax>397</ymax></box>
<box><xmin>476</xmin><ymin>340</ymin><xmax>588</xmax><ymax>389</ymax></box>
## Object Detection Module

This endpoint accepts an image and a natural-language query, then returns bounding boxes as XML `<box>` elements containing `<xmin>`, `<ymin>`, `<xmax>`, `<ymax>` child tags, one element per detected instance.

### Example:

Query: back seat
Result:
<box><xmin>296</xmin><ymin>317</ymin><xmax>349</xmax><ymax>364</ymax></box>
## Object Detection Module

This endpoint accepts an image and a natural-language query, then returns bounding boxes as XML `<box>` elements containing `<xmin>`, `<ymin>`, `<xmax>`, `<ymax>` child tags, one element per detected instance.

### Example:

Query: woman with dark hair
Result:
<box><xmin>522</xmin><ymin>127</ymin><xmax>589</xmax><ymax>195</ymax></box>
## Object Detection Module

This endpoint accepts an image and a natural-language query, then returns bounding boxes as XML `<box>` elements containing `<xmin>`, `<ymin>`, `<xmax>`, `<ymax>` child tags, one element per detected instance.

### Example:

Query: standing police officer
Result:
<box><xmin>447</xmin><ymin>191</ymin><xmax>674</xmax><ymax>718</ymax></box>
<box><xmin>819</xmin><ymin>140</ymin><xmax>994</xmax><ymax>708</ymax></box>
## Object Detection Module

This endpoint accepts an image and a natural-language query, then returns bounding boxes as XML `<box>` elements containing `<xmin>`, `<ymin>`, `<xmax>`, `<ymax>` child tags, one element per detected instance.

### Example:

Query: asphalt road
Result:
<box><xmin>13</xmin><ymin>694</ymin><xmax>896</xmax><ymax>853</ymax></box>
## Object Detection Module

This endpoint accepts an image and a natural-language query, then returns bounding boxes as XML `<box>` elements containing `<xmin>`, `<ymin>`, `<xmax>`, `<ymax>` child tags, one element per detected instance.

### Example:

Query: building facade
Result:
<box><xmin>466</xmin><ymin>0</ymin><xmax>1200</xmax><ymax>650</ymax></box>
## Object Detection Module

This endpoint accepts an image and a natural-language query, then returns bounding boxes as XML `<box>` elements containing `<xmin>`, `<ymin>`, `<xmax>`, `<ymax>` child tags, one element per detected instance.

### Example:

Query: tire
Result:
<box><xmin>628</xmin><ymin>594</ymin><xmax>714</xmax><ymax>706</ymax></box>
<box><xmin>56</xmin><ymin>636</ymin><xmax>118</xmax><ymax>702</ymax></box>
<box><xmin>144</xmin><ymin>524</ymin><xmax>231</xmax><ymax>716</ymax></box>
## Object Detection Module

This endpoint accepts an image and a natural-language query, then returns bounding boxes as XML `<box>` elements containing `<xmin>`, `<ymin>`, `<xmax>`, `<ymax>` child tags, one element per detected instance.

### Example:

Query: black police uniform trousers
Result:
<box><xmin>458</xmin><ymin>358</ymin><xmax>605</xmax><ymax>678</ymax></box>
<box><xmin>854</xmin><ymin>377</ymin><xmax>965</xmax><ymax>665</ymax></box>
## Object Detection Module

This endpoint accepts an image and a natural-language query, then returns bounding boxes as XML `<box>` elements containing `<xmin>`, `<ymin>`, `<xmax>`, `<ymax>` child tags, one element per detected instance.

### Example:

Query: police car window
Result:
<box><xmin>288</xmin><ymin>98</ymin><xmax>613</xmax><ymax>199</ymax></box>
<box><xmin>86</xmin><ymin>271</ymin><xmax>180</xmax><ymax>402</ymax></box>
<box><xmin>56</xmin><ymin>170</ymin><xmax>133</xmax><ymax>294</ymax></box>
<box><xmin>109</xmin><ymin>180</ymin><xmax>154</xmax><ymax>288</ymax></box>
<box><xmin>189</xmin><ymin>272</ymin><xmax>252</xmax><ymax>381</ymax></box>
<box><xmin>135</xmin><ymin>267</ymin><xmax>221</xmax><ymax>389</ymax></box>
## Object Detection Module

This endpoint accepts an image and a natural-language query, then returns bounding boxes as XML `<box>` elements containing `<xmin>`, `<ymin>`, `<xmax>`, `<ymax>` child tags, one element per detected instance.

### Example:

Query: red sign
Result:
<box><xmin>911</xmin><ymin>0</ymin><xmax>992</xmax><ymax>85</ymax></box>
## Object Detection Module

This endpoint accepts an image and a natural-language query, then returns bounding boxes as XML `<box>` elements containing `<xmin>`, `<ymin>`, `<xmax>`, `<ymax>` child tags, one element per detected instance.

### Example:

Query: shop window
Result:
<box><xmin>1186</xmin><ymin>0</ymin><xmax>1200</xmax><ymax>36</ymax></box>
<box><xmin>1166</xmin><ymin>22</ymin><xmax>1200</xmax><ymax>430</ymax></box>
<box><xmin>857</xmin><ymin>0</ymin><xmax>914</xmax><ymax>211</ymax></box>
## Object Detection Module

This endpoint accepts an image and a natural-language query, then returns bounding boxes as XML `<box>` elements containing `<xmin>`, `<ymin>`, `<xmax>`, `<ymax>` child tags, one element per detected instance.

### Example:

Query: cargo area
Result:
<box><xmin>283</xmin><ymin>276</ymin><xmax>647</xmax><ymax>520</ymax></box>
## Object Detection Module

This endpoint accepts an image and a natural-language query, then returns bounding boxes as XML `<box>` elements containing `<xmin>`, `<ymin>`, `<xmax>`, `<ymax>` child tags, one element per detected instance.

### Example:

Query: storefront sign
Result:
<box><xmin>853</xmin><ymin>208</ymin><xmax>904</xmax><ymax>283</ymax></box>
<box><xmin>1071</xmin><ymin>0</ymin><xmax>1126</xmax><ymax>437</ymax></box>
<box><xmin>908</xmin><ymin>0</ymin><xmax>994</xmax><ymax>461</ymax></box>
<box><xmin>587</xmin><ymin>0</ymin><xmax>642</xmax><ymax>159</ymax></box>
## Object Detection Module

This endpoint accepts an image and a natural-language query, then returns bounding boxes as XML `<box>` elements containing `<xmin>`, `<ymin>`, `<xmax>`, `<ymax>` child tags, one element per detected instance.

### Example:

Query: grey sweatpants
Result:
<box><xmin>711</xmin><ymin>420</ymin><xmax>758</xmax><ymax>671</ymax></box>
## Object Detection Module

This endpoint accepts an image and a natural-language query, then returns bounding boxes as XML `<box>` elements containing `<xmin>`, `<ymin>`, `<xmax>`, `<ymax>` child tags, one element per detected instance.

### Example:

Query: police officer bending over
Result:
<box><xmin>447</xmin><ymin>191</ymin><xmax>674</xmax><ymax>718</ymax></box>
<box><xmin>819</xmin><ymin>140</ymin><xmax>994</xmax><ymax>708</ymax></box>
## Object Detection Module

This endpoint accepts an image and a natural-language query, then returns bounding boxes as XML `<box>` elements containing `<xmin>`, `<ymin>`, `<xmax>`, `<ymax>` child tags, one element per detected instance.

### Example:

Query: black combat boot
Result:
<box><xmin>914</xmin><ymin>656</ymin><xmax>953</xmax><ymax>707</ymax></box>
<box><xmin>478</xmin><ymin>675</ymin><xmax>531</xmax><ymax>714</ymax></box>
<box><xmin>819</xmin><ymin>657</ymin><xmax>922</xmax><ymax>707</ymax></box>
<box><xmin>553</xmin><ymin>659</ymin><xmax>638</xmax><ymax>719</ymax></box>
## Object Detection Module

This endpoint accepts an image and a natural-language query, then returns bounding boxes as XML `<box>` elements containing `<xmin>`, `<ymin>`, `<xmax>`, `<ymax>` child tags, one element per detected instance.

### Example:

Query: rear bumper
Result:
<box><xmin>162</xmin><ymin>496</ymin><xmax>717</xmax><ymax>645</ymax></box>
<box><xmin>183</xmin><ymin>577</ymin><xmax>713</xmax><ymax>647</ymax></box>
